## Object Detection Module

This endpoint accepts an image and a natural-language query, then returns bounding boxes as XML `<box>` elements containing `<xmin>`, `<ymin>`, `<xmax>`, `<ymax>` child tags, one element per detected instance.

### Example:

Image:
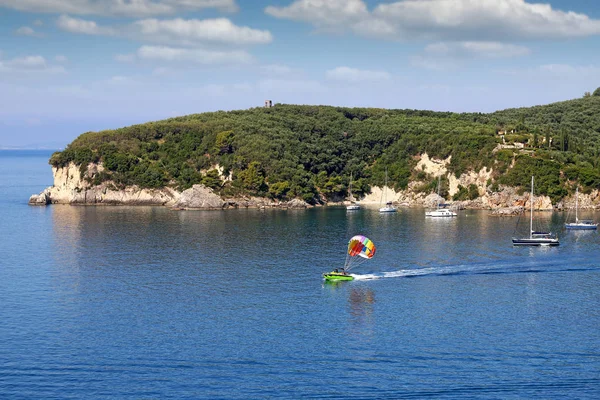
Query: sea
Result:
<box><xmin>1</xmin><ymin>150</ymin><xmax>599</xmax><ymax>399</ymax></box>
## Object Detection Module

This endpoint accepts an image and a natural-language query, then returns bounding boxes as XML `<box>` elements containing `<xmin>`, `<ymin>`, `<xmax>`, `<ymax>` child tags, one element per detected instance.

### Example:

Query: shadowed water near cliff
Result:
<box><xmin>1</xmin><ymin>151</ymin><xmax>600</xmax><ymax>398</ymax></box>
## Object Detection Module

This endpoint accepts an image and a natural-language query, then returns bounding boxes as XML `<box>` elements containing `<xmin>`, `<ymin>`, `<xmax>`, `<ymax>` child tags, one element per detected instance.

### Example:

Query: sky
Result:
<box><xmin>1</xmin><ymin>0</ymin><xmax>600</xmax><ymax>148</ymax></box>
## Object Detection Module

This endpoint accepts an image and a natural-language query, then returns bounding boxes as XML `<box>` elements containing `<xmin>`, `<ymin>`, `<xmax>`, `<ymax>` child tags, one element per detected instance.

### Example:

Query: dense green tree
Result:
<box><xmin>201</xmin><ymin>169</ymin><xmax>222</xmax><ymax>190</ymax></box>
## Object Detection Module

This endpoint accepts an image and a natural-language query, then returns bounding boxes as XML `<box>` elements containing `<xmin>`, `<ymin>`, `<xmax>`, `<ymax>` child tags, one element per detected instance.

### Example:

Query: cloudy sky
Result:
<box><xmin>1</xmin><ymin>0</ymin><xmax>600</xmax><ymax>148</ymax></box>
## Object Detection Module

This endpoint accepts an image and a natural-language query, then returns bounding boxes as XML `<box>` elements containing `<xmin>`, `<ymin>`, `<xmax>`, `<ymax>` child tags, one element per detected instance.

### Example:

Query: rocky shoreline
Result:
<box><xmin>29</xmin><ymin>161</ymin><xmax>600</xmax><ymax>211</ymax></box>
<box><xmin>29</xmin><ymin>182</ymin><xmax>311</xmax><ymax>210</ymax></box>
<box><xmin>28</xmin><ymin>163</ymin><xmax>311</xmax><ymax>209</ymax></box>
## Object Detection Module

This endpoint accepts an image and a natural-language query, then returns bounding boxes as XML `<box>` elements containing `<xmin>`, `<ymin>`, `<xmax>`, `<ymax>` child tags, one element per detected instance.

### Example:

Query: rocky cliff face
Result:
<box><xmin>29</xmin><ymin>162</ymin><xmax>178</xmax><ymax>206</ymax></box>
<box><xmin>29</xmin><ymin>163</ymin><xmax>309</xmax><ymax>210</ymax></box>
<box><xmin>360</xmin><ymin>183</ymin><xmax>555</xmax><ymax>210</ymax></box>
<box><xmin>30</xmin><ymin>158</ymin><xmax>600</xmax><ymax>210</ymax></box>
<box><xmin>357</xmin><ymin>153</ymin><xmax>572</xmax><ymax>211</ymax></box>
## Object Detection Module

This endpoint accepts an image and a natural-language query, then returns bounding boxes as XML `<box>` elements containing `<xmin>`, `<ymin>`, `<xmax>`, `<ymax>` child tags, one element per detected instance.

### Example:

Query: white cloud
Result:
<box><xmin>0</xmin><ymin>0</ymin><xmax>238</xmax><ymax>17</ymax></box>
<box><xmin>266</xmin><ymin>0</ymin><xmax>600</xmax><ymax>41</ymax></box>
<box><xmin>425</xmin><ymin>42</ymin><xmax>531</xmax><ymax>58</ymax></box>
<box><xmin>538</xmin><ymin>64</ymin><xmax>600</xmax><ymax>76</ymax></box>
<box><xmin>56</xmin><ymin>16</ymin><xmax>273</xmax><ymax>48</ymax></box>
<box><xmin>409</xmin><ymin>55</ymin><xmax>456</xmax><ymax>71</ymax></box>
<box><xmin>136</xmin><ymin>45</ymin><xmax>253</xmax><ymax>64</ymax></box>
<box><xmin>261</xmin><ymin>64</ymin><xmax>295</xmax><ymax>76</ymax></box>
<box><xmin>257</xmin><ymin>78</ymin><xmax>326</xmax><ymax>94</ymax></box>
<box><xmin>107</xmin><ymin>75</ymin><xmax>137</xmax><ymax>85</ymax></box>
<box><xmin>133</xmin><ymin>18</ymin><xmax>273</xmax><ymax>46</ymax></box>
<box><xmin>0</xmin><ymin>55</ymin><xmax>66</xmax><ymax>74</ymax></box>
<box><xmin>411</xmin><ymin>41</ymin><xmax>530</xmax><ymax>70</ymax></box>
<box><xmin>57</xmin><ymin>15</ymin><xmax>116</xmax><ymax>35</ymax></box>
<box><xmin>55</xmin><ymin>55</ymin><xmax>68</xmax><ymax>63</ymax></box>
<box><xmin>326</xmin><ymin>66</ymin><xmax>391</xmax><ymax>82</ymax></box>
<box><xmin>499</xmin><ymin>64</ymin><xmax>600</xmax><ymax>78</ymax></box>
<box><xmin>115</xmin><ymin>53</ymin><xmax>136</xmax><ymax>63</ymax></box>
<box><xmin>169</xmin><ymin>0</ymin><xmax>237</xmax><ymax>12</ymax></box>
<box><xmin>266</xmin><ymin>0</ymin><xmax>368</xmax><ymax>32</ymax></box>
<box><xmin>152</xmin><ymin>67</ymin><xmax>170</xmax><ymax>76</ymax></box>
<box><xmin>6</xmin><ymin>55</ymin><xmax>47</xmax><ymax>69</ymax></box>
<box><xmin>15</xmin><ymin>26</ymin><xmax>36</xmax><ymax>36</ymax></box>
<box><xmin>33</xmin><ymin>19</ymin><xmax>44</xmax><ymax>26</ymax></box>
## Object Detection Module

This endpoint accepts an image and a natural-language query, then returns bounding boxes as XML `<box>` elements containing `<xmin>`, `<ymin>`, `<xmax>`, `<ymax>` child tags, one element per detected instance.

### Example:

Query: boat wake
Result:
<box><xmin>351</xmin><ymin>260</ymin><xmax>600</xmax><ymax>281</ymax></box>
<box><xmin>352</xmin><ymin>265</ymin><xmax>475</xmax><ymax>281</ymax></box>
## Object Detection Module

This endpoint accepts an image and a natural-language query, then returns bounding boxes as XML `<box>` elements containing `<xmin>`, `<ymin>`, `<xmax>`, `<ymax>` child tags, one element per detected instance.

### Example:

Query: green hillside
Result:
<box><xmin>50</xmin><ymin>93</ymin><xmax>600</xmax><ymax>204</ymax></box>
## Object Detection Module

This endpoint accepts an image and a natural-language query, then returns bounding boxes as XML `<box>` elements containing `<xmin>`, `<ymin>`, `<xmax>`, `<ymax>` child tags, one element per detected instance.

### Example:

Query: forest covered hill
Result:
<box><xmin>49</xmin><ymin>91</ymin><xmax>600</xmax><ymax>204</ymax></box>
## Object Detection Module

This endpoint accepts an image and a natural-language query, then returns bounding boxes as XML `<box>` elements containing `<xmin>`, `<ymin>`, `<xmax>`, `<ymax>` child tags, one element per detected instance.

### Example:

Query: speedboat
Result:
<box><xmin>323</xmin><ymin>270</ymin><xmax>354</xmax><ymax>281</ymax></box>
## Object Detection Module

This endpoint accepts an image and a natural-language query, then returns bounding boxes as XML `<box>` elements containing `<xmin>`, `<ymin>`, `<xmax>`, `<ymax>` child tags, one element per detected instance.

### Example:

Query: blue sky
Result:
<box><xmin>1</xmin><ymin>0</ymin><xmax>600</xmax><ymax>148</ymax></box>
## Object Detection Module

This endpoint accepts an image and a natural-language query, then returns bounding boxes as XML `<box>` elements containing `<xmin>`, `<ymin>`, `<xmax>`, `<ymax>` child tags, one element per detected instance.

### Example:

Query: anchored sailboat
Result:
<box><xmin>425</xmin><ymin>175</ymin><xmax>457</xmax><ymax>217</ymax></box>
<box><xmin>512</xmin><ymin>176</ymin><xmax>559</xmax><ymax>246</ymax></box>
<box><xmin>565</xmin><ymin>186</ymin><xmax>597</xmax><ymax>230</ymax></box>
<box><xmin>379</xmin><ymin>168</ymin><xmax>397</xmax><ymax>213</ymax></box>
<box><xmin>346</xmin><ymin>172</ymin><xmax>360</xmax><ymax>211</ymax></box>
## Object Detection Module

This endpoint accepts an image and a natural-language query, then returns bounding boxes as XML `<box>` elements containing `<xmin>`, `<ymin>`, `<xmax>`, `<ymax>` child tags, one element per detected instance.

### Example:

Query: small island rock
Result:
<box><xmin>28</xmin><ymin>191</ymin><xmax>50</xmax><ymax>206</ymax></box>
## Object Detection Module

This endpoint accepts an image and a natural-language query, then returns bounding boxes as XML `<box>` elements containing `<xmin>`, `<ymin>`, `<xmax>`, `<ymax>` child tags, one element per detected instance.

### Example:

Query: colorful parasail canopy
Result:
<box><xmin>347</xmin><ymin>235</ymin><xmax>376</xmax><ymax>259</ymax></box>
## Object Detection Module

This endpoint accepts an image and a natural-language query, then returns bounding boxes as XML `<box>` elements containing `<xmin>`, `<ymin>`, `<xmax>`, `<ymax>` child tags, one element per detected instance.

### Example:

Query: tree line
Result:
<box><xmin>50</xmin><ymin>91</ymin><xmax>600</xmax><ymax>204</ymax></box>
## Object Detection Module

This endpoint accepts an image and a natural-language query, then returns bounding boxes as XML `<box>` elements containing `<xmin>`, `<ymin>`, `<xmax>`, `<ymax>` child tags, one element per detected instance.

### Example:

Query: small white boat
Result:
<box><xmin>346</xmin><ymin>172</ymin><xmax>361</xmax><ymax>211</ymax></box>
<box><xmin>379</xmin><ymin>201</ymin><xmax>397</xmax><ymax>213</ymax></box>
<box><xmin>425</xmin><ymin>176</ymin><xmax>456</xmax><ymax>217</ymax></box>
<box><xmin>346</xmin><ymin>203</ymin><xmax>360</xmax><ymax>211</ymax></box>
<box><xmin>565</xmin><ymin>187</ymin><xmax>597</xmax><ymax>230</ymax></box>
<box><xmin>379</xmin><ymin>169</ymin><xmax>397</xmax><ymax>213</ymax></box>
<box><xmin>425</xmin><ymin>208</ymin><xmax>457</xmax><ymax>217</ymax></box>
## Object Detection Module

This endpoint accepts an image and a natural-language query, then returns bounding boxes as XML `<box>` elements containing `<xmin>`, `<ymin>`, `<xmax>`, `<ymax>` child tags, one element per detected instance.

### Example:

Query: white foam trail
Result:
<box><xmin>351</xmin><ymin>273</ymin><xmax>381</xmax><ymax>281</ymax></box>
<box><xmin>351</xmin><ymin>264</ymin><xmax>503</xmax><ymax>281</ymax></box>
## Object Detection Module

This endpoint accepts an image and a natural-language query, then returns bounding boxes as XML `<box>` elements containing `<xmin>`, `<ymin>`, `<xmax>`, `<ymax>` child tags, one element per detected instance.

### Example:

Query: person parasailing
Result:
<box><xmin>323</xmin><ymin>235</ymin><xmax>376</xmax><ymax>281</ymax></box>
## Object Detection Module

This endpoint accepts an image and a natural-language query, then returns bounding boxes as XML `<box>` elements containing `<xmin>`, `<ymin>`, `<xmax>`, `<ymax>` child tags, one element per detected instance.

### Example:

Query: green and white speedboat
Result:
<box><xmin>323</xmin><ymin>270</ymin><xmax>354</xmax><ymax>281</ymax></box>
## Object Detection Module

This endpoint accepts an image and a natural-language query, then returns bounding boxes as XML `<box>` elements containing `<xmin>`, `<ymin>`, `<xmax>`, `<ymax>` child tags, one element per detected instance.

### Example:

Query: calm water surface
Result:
<box><xmin>1</xmin><ymin>150</ymin><xmax>600</xmax><ymax>398</ymax></box>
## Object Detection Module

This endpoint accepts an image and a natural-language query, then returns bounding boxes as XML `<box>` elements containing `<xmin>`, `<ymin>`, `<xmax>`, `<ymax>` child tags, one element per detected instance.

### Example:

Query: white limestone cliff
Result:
<box><xmin>29</xmin><ymin>162</ymin><xmax>310</xmax><ymax>209</ymax></box>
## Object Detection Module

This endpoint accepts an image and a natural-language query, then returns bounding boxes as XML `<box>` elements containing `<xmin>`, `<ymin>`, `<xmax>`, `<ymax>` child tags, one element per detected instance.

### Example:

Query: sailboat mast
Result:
<box><xmin>437</xmin><ymin>175</ymin><xmax>441</xmax><ymax>209</ymax></box>
<box><xmin>349</xmin><ymin>172</ymin><xmax>352</xmax><ymax>201</ymax></box>
<box><xmin>530</xmin><ymin>176</ymin><xmax>534</xmax><ymax>238</ymax></box>
<box><xmin>575</xmin><ymin>186</ymin><xmax>579</xmax><ymax>222</ymax></box>
<box><xmin>381</xmin><ymin>169</ymin><xmax>387</xmax><ymax>205</ymax></box>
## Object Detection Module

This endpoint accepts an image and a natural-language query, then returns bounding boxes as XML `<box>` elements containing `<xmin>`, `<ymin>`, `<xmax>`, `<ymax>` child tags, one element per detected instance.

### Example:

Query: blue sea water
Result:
<box><xmin>1</xmin><ymin>150</ymin><xmax>600</xmax><ymax>399</ymax></box>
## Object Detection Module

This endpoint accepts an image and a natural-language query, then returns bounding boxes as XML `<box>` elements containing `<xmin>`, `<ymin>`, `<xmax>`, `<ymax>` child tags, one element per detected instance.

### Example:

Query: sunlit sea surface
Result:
<box><xmin>1</xmin><ymin>150</ymin><xmax>599</xmax><ymax>399</ymax></box>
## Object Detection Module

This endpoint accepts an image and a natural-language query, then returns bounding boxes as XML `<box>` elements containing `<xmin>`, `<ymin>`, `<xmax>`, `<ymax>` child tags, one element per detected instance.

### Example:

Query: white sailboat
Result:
<box><xmin>379</xmin><ymin>168</ymin><xmax>397</xmax><ymax>213</ymax></box>
<box><xmin>565</xmin><ymin>186</ymin><xmax>597</xmax><ymax>230</ymax></box>
<box><xmin>425</xmin><ymin>176</ymin><xmax>456</xmax><ymax>217</ymax></box>
<box><xmin>346</xmin><ymin>172</ymin><xmax>360</xmax><ymax>211</ymax></box>
<box><xmin>512</xmin><ymin>176</ymin><xmax>559</xmax><ymax>246</ymax></box>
